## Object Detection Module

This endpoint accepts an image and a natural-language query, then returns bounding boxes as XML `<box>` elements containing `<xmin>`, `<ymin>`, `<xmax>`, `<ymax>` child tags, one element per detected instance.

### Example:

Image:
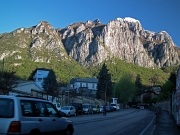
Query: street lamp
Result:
<box><xmin>68</xmin><ymin>63</ymin><xmax>77</xmax><ymax>105</ymax></box>
<box><xmin>105</xmin><ymin>80</ymin><xmax>111</xmax><ymax>105</ymax></box>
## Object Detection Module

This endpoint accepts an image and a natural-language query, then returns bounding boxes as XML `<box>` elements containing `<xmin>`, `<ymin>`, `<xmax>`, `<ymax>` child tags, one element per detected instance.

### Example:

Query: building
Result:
<box><xmin>136</xmin><ymin>87</ymin><xmax>161</xmax><ymax>105</ymax></box>
<box><xmin>33</xmin><ymin>68</ymin><xmax>49</xmax><ymax>89</ymax></box>
<box><xmin>176</xmin><ymin>67</ymin><xmax>180</xmax><ymax>126</ymax></box>
<box><xmin>70</xmin><ymin>78</ymin><xmax>98</xmax><ymax>97</ymax></box>
<box><xmin>9</xmin><ymin>80</ymin><xmax>46</xmax><ymax>98</ymax></box>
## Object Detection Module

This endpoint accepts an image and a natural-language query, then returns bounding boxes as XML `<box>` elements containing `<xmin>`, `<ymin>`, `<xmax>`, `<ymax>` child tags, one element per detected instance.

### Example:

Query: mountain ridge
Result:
<box><xmin>0</xmin><ymin>17</ymin><xmax>179</xmax><ymax>70</ymax></box>
<box><xmin>58</xmin><ymin>17</ymin><xmax>180</xmax><ymax>68</ymax></box>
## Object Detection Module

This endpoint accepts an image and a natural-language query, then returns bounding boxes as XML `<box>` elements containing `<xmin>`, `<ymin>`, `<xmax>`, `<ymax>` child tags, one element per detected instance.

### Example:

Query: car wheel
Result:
<box><xmin>67</xmin><ymin>113</ymin><xmax>70</xmax><ymax>117</ymax></box>
<box><xmin>74</xmin><ymin>112</ymin><xmax>76</xmax><ymax>116</ymax></box>
<box><xmin>30</xmin><ymin>129</ymin><xmax>40</xmax><ymax>135</ymax></box>
<box><xmin>65</xmin><ymin>127</ymin><xmax>73</xmax><ymax>135</ymax></box>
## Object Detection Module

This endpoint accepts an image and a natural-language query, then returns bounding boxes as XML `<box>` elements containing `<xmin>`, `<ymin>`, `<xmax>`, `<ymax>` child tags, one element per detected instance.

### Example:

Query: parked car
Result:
<box><xmin>60</xmin><ymin>106</ymin><xmax>76</xmax><ymax>117</ymax></box>
<box><xmin>116</xmin><ymin>105</ymin><xmax>120</xmax><ymax>110</ymax></box>
<box><xmin>99</xmin><ymin>106</ymin><xmax>103</xmax><ymax>113</ymax></box>
<box><xmin>70</xmin><ymin>102</ymin><xmax>83</xmax><ymax>115</ymax></box>
<box><xmin>110</xmin><ymin>103</ymin><xmax>118</xmax><ymax>111</ymax></box>
<box><xmin>92</xmin><ymin>105</ymin><xmax>100</xmax><ymax>113</ymax></box>
<box><xmin>140</xmin><ymin>106</ymin><xmax>144</xmax><ymax>110</ymax></box>
<box><xmin>106</xmin><ymin>106</ymin><xmax>113</xmax><ymax>112</ymax></box>
<box><xmin>82</xmin><ymin>104</ymin><xmax>93</xmax><ymax>114</ymax></box>
<box><xmin>0</xmin><ymin>95</ymin><xmax>74</xmax><ymax>135</ymax></box>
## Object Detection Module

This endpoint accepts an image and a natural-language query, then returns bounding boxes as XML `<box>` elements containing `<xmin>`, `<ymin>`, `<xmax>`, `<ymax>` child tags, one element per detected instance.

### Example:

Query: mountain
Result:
<box><xmin>58</xmin><ymin>17</ymin><xmax>180</xmax><ymax>68</ymax></box>
<box><xmin>0</xmin><ymin>21</ymin><xmax>68</xmax><ymax>63</ymax></box>
<box><xmin>0</xmin><ymin>17</ymin><xmax>179</xmax><ymax>84</ymax></box>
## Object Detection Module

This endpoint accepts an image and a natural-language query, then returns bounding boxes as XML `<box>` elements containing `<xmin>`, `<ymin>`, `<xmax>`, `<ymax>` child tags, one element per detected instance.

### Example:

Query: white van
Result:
<box><xmin>0</xmin><ymin>95</ymin><xmax>74</xmax><ymax>135</ymax></box>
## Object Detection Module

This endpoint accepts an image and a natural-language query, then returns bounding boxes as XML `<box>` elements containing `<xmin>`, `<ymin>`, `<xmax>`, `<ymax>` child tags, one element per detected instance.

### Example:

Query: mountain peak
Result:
<box><xmin>93</xmin><ymin>19</ymin><xmax>101</xmax><ymax>24</ymax></box>
<box><xmin>123</xmin><ymin>17</ymin><xmax>140</xmax><ymax>23</ymax></box>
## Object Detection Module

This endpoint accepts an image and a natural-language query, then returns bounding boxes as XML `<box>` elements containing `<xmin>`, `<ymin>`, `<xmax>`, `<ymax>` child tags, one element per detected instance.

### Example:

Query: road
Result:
<box><xmin>69</xmin><ymin>108</ymin><xmax>155</xmax><ymax>135</ymax></box>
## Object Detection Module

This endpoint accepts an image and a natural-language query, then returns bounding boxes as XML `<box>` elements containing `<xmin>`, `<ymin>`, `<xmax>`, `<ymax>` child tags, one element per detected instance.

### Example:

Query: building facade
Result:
<box><xmin>33</xmin><ymin>68</ymin><xmax>49</xmax><ymax>89</ymax></box>
<box><xmin>70</xmin><ymin>78</ymin><xmax>98</xmax><ymax>97</ymax></box>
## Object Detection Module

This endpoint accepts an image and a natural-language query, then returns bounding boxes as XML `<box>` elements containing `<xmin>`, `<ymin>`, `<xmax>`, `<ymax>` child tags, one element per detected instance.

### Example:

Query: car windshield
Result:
<box><xmin>61</xmin><ymin>106</ymin><xmax>70</xmax><ymax>110</ymax></box>
<box><xmin>111</xmin><ymin>104</ymin><xmax>116</xmax><ymax>106</ymax></box>
<box><xmin>0</xmin><ymin>98</ymin><xmax>14</xmax><ymax>118</ymax></box>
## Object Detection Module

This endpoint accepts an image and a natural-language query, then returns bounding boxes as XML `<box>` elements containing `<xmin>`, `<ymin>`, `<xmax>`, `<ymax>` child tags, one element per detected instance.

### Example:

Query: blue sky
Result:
<box><xmin>0</xmin><ymin>0</ymin><xmax>179</xmax><ymax>47</ymax></box>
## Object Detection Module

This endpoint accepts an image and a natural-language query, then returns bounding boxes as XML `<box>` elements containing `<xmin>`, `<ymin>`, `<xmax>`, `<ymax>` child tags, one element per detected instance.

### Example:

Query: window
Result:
<box><xmin>38</xmin><ymin>71</ymin><xmax>41</xmax><ymax>75</ymax></box>
<box><xmin>21</xmin><ymin>101</ymin><xmax>33</xmax><ymax>117</ymax></box>
<box><xmin>34</xmin><ymin>102</ymin><xmax>46</xmax><ymax>117</ymax></box>
<box><xmin>92</xmin><ymin>84</ymin><xmax>95</xmax><ymax>88</ymax></box>
<box><xmin>37</xmin><ymin>78</ymin><xmax>43</xmax><ymax>82</ymax></box>
<box><xmin>21</xmin><ymin>100</ymin><xmax>59</xmax><ymax>117</ymax></box>
<box><xmin>45</xmin><ymin>103</ymin><xmax>58</xmax><ymax>117</ymax></box>
<box><xmin>0</xmin><ymin>98</ymin><xmax>14</xmax><ymax>118</ymax></box>
<box><xmin>37</xmin><ymin>92</ymin><xmax>43</xmax><ymax>98</ymax></box>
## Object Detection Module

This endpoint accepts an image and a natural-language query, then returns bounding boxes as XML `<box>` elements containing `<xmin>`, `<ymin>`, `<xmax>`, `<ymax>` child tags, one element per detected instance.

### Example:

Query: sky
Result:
<box><xmin>0</xmin><ymin>0</ymin><xmax>180</xmax><ymax>47</ymax></box>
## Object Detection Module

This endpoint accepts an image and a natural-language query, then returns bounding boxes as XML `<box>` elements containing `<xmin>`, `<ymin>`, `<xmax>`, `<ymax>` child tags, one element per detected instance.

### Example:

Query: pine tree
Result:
<box><xmin>0</xmin><ymin>70</ymin><xmax>18</xmax><ymax>95</ymax></box>
<box><xmin>96</xmin><ymin>63</ymin><xmax>113</xmax><ymax>100</ymax></box>
<box><xmin>42</xmin><ymin>69</ymin><xmax>60</xmax><ymax>101</ymax></box>
<box><xmin>135</xmin><ymin>74</ymin><xmax>143</xmax><ymax>93</ymax></box>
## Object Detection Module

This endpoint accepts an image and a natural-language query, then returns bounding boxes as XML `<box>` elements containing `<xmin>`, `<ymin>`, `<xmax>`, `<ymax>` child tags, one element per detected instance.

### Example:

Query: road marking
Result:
<box><xmin>139</xmin><ymin>116</ymin><xmax>156</xmax><ymax>135</ymax></box>
<box><xmin>150</xmin><ymin>125</ymin><xmax>156</xmax><ymax>135</ymax></box>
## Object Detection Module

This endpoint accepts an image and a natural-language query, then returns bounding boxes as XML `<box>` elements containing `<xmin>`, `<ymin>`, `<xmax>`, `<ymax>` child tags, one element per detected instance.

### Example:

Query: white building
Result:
<box><xmin>70</xmin><ymin>78</ymin><xmax>98</xmax><ymax>96</ymax></box>
<box><xmin>10</xmin><ymin>80</ymin><xmax>45</xmax><ymax>98</ymax></box>
<box><xmin>33</xmin><ymin>68</ymin><xmax>49</xmax><ymax>89</ymax></box>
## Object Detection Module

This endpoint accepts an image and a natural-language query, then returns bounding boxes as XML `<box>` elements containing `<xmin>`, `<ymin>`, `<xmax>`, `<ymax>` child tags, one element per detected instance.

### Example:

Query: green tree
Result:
<box><xmin>168</xmin><ymin>72</ymin><xmax>176</xmax><ymax>90</ymax></box>
<box><xmin>143</xmin><ymin>93</ymin><xmax>152</xmax><ymax>103</ymax></box>
<box><xmin>115</xmin><ymin>73</ymin><xmax>136</xmax><ymax>105</ymax></box>
<box><xmin>96</xmin><ymin>63</ymin><xmax>113</xmax><ymax>100</ymax></box>
<box><xmin>0</xmin><ymin>71</ymin><xmax>18</xmax><ymax>95</ymax></box>
<box><xmin>135</xmin><ymin>74</ymin><xmax>143</xmax><ymax>92</ymax></box>
<box><xmin>157</xmin><ymin>70</ymin><xmax>177</xmax><ymax>101</ymax></box>
<box><xmin>149</xmin><ymin>73</ymin><xmax>159</xmax><ymax>86</ymax></box>
<box><xmin>42</xmin><ymin>69</ymin><xmax>60</xmax><ymax>101</ymax></box>
<box><xmin>159</xmin><ymin>80</ymin><xmax>175</xmax><ymax>101</ymax></box>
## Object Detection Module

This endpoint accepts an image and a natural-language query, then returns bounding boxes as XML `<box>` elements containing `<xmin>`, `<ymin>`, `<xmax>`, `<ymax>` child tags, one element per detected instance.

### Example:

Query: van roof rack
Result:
<box><xmin>15</xmin><ymin>95</ymin><xmax>46</xmax><ymax>100</ymax></box>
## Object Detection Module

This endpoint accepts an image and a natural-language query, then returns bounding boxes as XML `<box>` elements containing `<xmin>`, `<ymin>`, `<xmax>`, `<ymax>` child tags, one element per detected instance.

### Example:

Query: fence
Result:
<box><xmin>62</xmin><ymin>95</ymin><xmax>107</xmax><ymax>106</ymax></box>
<box><xmin>153</xmin><ymin>92</ymin><xmax>179</xmax><ymax>126</ymax></box>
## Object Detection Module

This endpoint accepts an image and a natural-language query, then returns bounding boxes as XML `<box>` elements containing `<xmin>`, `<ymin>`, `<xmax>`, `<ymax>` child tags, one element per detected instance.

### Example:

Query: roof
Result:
<box><xmin>70</xmin><ymin>78</ymin><xmax>98</xmax><ymax>84</ymax></box>
<box><xmin>35</xmin><ymin>68</ymin><xmax>50</xmax><ymax>71</ymax></box>
<box><xmin>15</xmin><ymin>80</ymin><xmax>43</xmax><ymax>92</ymax></box>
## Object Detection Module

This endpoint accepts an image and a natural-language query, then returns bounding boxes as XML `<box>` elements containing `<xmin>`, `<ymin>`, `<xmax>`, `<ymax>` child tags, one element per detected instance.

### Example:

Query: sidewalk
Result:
<box><xmin>153</xmin><ymin>111</ymin><xmax>180</xmax><ymax>135</ymax></box>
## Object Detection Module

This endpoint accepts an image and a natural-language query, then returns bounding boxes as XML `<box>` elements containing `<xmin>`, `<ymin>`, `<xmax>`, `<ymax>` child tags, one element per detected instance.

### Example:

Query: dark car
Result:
<box><xmin>70</xmin><ymin>103</ymin><xmax>83</xmax><ymax>115</ymax></box>
<box><xmin>106</xmin><ymin>106</ymin><xmax>113</xmax><ymax>112</ymax></box>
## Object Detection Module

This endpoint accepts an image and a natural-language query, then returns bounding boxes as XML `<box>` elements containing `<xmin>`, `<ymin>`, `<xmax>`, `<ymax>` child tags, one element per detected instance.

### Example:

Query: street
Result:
<box><xmin>70</xmin><ymin>108</ymin><xmax>155</xmax><ymax>135</ymax></box>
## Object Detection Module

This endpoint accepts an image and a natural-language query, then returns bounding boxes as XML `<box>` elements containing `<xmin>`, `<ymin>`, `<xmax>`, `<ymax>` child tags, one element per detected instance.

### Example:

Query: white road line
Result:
<box><xmin>139</xmin><ymin>116</ymin><xmax>156</xmax><ymax>135</ymax></box>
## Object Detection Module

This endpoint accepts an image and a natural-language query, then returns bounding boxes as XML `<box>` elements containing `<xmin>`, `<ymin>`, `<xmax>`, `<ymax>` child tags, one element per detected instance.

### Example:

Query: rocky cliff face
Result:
<box><xmin>0</xmin><ymin>21</ymin><xmax>68</xmax><ymax>64</ymax></box>
<box><xmin>0</xmin><ymin>17</ymin><xmax>179</xmax><ymax>68</ymax></box>
<box><xmin>59</xmin><ymin>17</ymin><xmax>180</xmax><ymax>68</ymax></box>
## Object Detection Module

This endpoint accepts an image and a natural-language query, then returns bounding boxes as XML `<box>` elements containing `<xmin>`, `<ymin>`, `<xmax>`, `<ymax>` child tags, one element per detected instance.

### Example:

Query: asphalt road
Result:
<box><xmin>69</xmin><ymin>108</ymin><xmax>155</xmax><ymax>135</ymax></box>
